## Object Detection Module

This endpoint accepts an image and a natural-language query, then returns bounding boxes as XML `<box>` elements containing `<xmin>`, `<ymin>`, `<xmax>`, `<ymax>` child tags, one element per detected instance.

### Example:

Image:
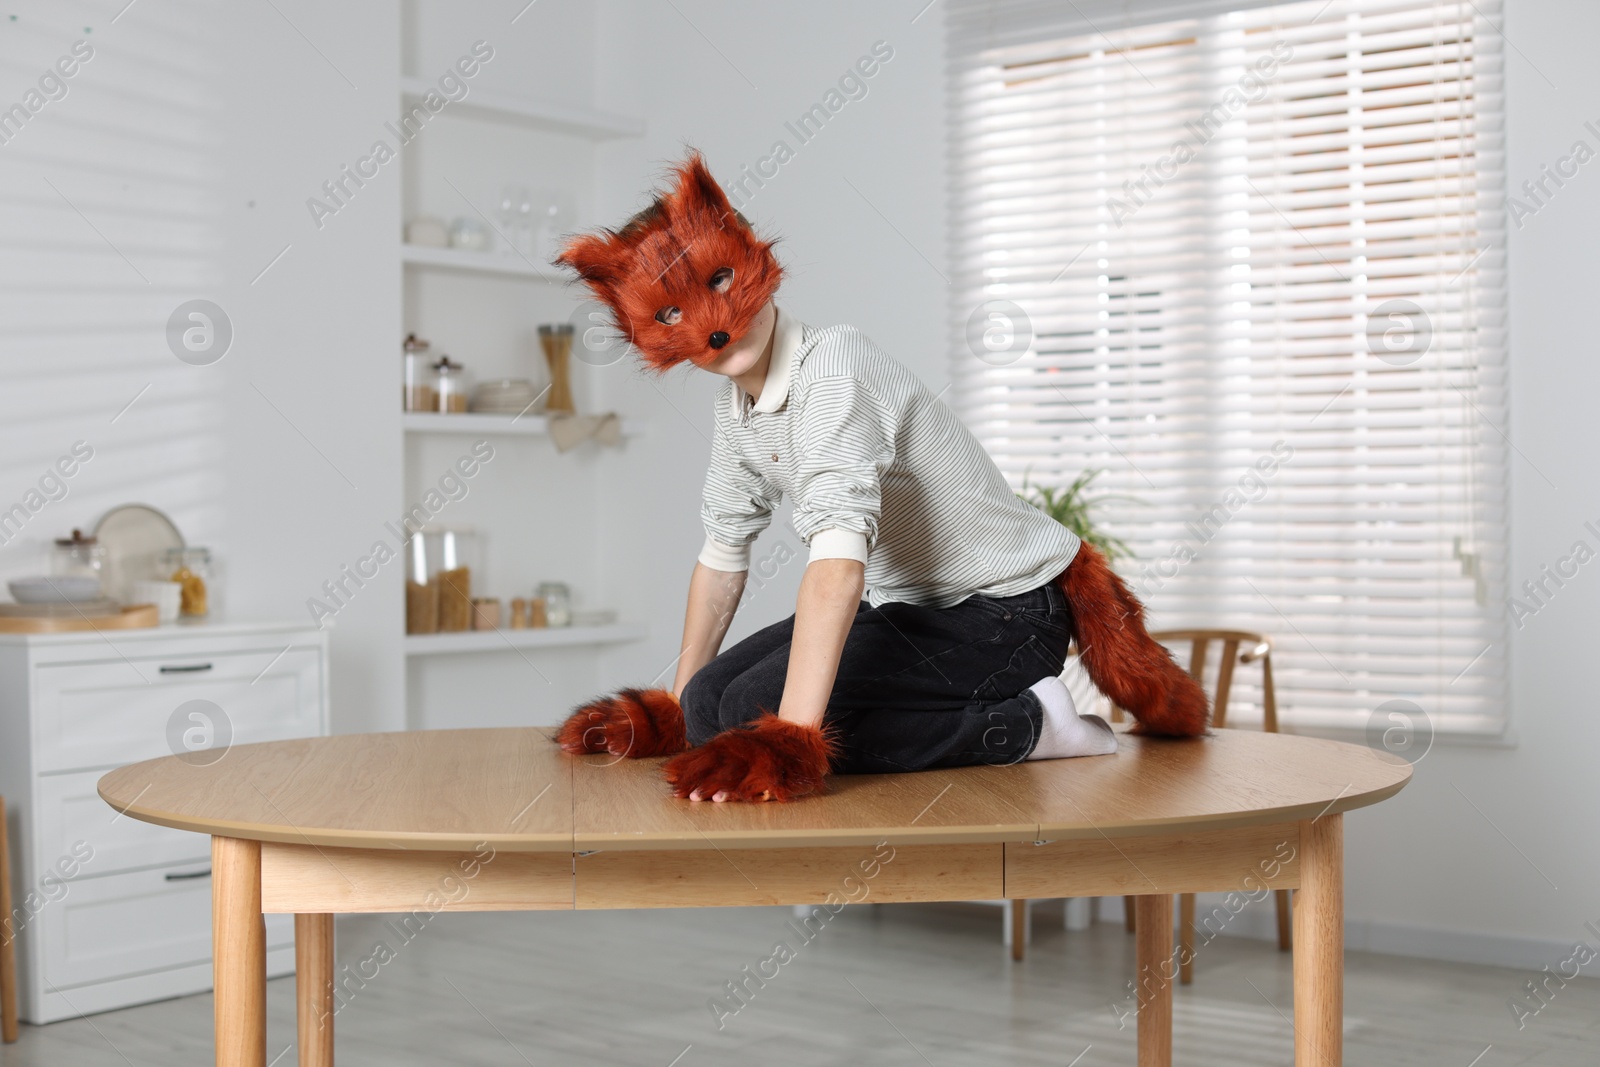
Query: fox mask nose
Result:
<box><xmin>709</xmin><ymin>331</ymin><xmax>731</xmax><ymax>350</ymax></box>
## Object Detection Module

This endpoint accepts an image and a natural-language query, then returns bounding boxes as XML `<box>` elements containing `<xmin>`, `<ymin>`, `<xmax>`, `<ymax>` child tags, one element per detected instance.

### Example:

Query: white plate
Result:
<box><xmin>9</xmin><ymin>576</ymin><xmax>105</xmax><ymax>604</ymax></box>
<box><xmin>93</xmin><ymin>504</ymin><xmax>185</xmax><ymax>603</ymax></box>
<box><xmin>570</xmin><ymin>609</ymin><xmax>618</xmax><ymax>627</ymax></box>
<box><xmin>471</xmin><ymin>381</ymin><xmax>542</xmax><ymax>415</ymax></box>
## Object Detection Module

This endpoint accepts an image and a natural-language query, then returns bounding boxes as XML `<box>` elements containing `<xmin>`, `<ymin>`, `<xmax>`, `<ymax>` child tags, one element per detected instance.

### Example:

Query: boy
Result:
<box><xmin>554</xmin><ymin>152</ymin><xmax>1205</xmax><ymax>802</ymax></box>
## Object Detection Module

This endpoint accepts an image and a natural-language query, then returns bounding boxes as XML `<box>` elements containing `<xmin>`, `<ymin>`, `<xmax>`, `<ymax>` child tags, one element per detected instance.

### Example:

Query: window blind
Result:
<box><xmin>946</xmin><ymin>0</ymin><xmax>1507</xmax><ymax>734</ymax></box>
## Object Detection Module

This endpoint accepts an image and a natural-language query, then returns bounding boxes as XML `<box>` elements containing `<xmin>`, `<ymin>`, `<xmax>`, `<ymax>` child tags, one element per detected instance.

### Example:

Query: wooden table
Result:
<box><xmin>98</xmin><ymin>726</ymin><xmax>1410</xmax><ymax>1066</ymax></box>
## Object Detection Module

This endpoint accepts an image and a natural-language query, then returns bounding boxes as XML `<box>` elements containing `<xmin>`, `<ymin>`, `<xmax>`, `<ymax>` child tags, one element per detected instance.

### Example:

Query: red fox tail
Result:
<box><xmin>1054</xmin><ymin>542</ymin><xmax>1209</xmax><ymax>737</ymax></box>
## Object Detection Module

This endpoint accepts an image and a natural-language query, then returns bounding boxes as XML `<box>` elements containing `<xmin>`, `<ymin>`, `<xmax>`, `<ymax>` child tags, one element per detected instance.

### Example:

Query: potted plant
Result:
<box><xmin>1016</xmin><ymin>469</ymin><xmax>1135</xmax><ymax>715</ymax></box>
<box><xmin>1016</xmin><ymin>469</ymin><xmax>1132</xmax><ymax>562</ymax></box>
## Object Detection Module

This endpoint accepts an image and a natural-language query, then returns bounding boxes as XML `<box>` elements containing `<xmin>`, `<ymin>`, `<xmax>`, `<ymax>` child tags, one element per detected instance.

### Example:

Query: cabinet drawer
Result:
<box><xmin>40</xmin><ymin>770</ymin><xmax>209</xmax><ymax>878</ymax></box>
<box><xmin>35</xmin><ymin>645</ymin><xmax>323</xmax><ymax>772</ymax></box>
<box><xmin>39</xmin><ymin>864</ymin><xmax>293</xmax><ymax>990</ymax></box>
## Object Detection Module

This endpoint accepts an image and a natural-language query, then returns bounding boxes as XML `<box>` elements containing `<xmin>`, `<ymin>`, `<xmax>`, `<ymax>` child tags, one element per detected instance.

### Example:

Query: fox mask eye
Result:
<box><xmin>655</xmin><ymin>306</ymin><xmax>682</xmax><ymax>326</ymax></box>
<box><xmin>709</xmin><ymin>266</ymin><xmax>735</xmax><ymax>292</ymax></box>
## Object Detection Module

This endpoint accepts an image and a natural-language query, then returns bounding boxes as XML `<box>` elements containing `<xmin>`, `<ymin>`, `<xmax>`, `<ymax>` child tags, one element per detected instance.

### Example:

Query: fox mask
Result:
<box><xmin>554</xmin><ymin>151</ymin><xmax>785</xmax><ymax>371</ymax></box>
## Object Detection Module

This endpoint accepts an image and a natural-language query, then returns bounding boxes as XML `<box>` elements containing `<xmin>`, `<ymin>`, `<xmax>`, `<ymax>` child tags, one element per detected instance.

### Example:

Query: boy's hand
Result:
<box><xmin>663</xmin><ymin>713</ymin><xmax>835</xmax><ymax>802</ymax></box>
<box><xmin>556</xmin><ymin>688</ymin><xmax>687</xmax><ymax>758</ymax></box>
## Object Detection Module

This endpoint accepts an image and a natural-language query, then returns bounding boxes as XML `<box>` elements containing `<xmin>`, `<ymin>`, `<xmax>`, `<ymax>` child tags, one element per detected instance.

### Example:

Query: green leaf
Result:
<box><xmin>1015</xmin><ymin>468</ymin><xmax>1137</xmax><ymax>562</ymax></box>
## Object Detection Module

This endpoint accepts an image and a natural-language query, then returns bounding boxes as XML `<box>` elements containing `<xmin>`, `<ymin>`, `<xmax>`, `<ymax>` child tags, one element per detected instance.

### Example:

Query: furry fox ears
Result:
<box><xmin>554</xmin><ymin>150</ymin><xmax>784</xmax><ymax>371</ymax></box>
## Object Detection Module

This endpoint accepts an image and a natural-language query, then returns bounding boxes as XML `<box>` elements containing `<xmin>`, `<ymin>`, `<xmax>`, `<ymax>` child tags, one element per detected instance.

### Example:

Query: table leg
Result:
<box><xmin>1</xmin><ymin>796</ymin><xmax>19</xmax><ymax>1044</ymax></box>
<box><xmin>1294</xmin><ymin>814</ymin><xmax>1342</xmax><ymax>1066</ymax></box>
<box><xmin>212</xmin><ymin>837</ymin><xmax>266</xmax><ymax>1067</ymax></box>
<box><xmin>1134</xmin><ymin>894</ymin><xmax>1173</xmax><ymax>1067</ymax></box>
<box><xmin>1276</xmin><ymin>889</ymin><xmax>1294</xmax><ymax>951</ymax></box>
<box><xmin>1178</xmin><ymin>893</ymin><xmax>1195</xmax><ymax>985</ymax></box>
<box><xmin>1009</xmin><ymin>899</ymin><xmax>1028</xmax><ymax>961</ymax></box>
<box><xmin>296</xmin><ymin>914</ymin><xmax>335</xmax><ymax>1067</ymax></box>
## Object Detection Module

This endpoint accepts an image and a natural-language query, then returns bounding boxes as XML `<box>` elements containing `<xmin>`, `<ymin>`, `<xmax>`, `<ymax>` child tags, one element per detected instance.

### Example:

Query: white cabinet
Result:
<box><xmin>37</xmin><ymin>770</ymin><xmax>209</xmax><ymax>876</ymax></box>
<box><xmin>0</xmin><ymin>621</ymin><xmax>329</xmax><ymax>1023</ymax></box>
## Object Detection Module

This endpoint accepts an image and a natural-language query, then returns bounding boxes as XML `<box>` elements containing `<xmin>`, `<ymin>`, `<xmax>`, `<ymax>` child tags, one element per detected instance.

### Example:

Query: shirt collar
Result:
<box><xmin>749</xmin><ymin>305</ymin><xmax>803</xmax><ymax>414</ymax></box>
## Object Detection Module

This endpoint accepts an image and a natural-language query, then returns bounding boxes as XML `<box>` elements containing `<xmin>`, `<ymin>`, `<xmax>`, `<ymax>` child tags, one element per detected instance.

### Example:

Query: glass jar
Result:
<box><xmin>538</xmin><ymin>325</ymin><xmax>576</xmax><ymax>414</ymax></box>
<box><xmin>403</xmin><ymin>333</ymin><xmax>434</xmax><ymax>412</ymax></box>
<box><xmin>52</xmin><ymin>529</ymin><xmax>105</xmax><ymax>585</ymax></box>
<box><xmin>161</xmin><ymin>547</ymin><xmax>211</xmax><ymax>618</ymax></box>
<box><xmin>434</xmin><ymin>356</ymin><xmax>468</xmax><ymax>413</ymax></box>
<box><xmin>424</xmin><ymin>527</ymin><xmax>481</xmax><ymax>632</ymax></box>
<box><xmin>405</xmin><ymin>528</ymin><xmax>436</xmax><ymax>635</ymax></box>
<box><xmin>449</xmin><ymin>216</ymin><xmax>490</xmax><ymax>251</ymax></box>
<box><xmin>537</xmin><ymin>581</ymin><xmax>571</xmax><ymax>628</ymax></box>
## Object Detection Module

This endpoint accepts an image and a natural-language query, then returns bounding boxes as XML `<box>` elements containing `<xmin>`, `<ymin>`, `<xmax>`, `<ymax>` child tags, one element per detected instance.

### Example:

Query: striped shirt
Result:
<box><xmin>698</xmin><ymin>306</ymin><xmax>1080</xmax><ymax>608</ymax></box>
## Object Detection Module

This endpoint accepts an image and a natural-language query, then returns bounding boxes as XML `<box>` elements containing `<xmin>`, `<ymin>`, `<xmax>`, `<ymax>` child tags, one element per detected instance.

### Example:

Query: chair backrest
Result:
<box><xmin>1143</xmin><ymin>629</ymin><xmax>1278</xmax><ymax>732</ymax></box>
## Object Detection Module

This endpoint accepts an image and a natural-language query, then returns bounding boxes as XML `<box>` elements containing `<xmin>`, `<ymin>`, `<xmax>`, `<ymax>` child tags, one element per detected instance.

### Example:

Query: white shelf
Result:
<box><xmin>405</xmin><ymin>623</ymin><xmax>646</xmax><ymax>657</ymax></box>
<box><xmin>402</xmin><ymin>243</ymin><xmax>563</xmax><ymax>280</ymax></box>
<box><xmin>400</xmin><ymin>77</ymin><xmax>644</xmax><ymax>139</ymax></box>
<box><xmin>402</xmin><ymin>412</ymin><xmax>644</xmax><ymax>437</ymax></box>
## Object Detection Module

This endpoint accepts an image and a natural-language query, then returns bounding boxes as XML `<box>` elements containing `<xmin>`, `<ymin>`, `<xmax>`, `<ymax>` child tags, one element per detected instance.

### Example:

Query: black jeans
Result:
<box><xmin>681</xmin><ymin>581</ymin><xmax>1074</xmax><ymax>773</ymax></box>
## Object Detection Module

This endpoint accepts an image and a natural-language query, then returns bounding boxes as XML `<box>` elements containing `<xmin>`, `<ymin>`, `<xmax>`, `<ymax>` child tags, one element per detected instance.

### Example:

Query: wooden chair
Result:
<box><xmin>2</xmin><ymin>794</ymin><xmax>19</xmax><ymax>1043</ymax></box>
<box><xmin>1116</xmin><ymin>630</ymin><xmax>1292</xmax><ymax>983</ymax></box>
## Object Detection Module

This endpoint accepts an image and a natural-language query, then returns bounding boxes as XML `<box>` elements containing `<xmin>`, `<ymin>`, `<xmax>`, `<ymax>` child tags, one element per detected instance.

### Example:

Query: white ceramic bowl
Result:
<box><xmin>129</xmin><ymin>580</ymin><xmax>183</xmax><ymax>624</ymax></box>
<box><xmin>9</xmin><ymin>576</ymin><xmax>104</xmax><ymax>604</ymax></box>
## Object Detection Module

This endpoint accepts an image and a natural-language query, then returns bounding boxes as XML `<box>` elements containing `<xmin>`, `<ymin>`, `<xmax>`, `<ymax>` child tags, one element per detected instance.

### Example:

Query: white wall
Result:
<box><xmin>1336</xmin><ymin>0</ymin><xmax>1600</xmax><ymax>971</ymax></box>
<box><xmin>0</xmin><ymin>0</ymin><xmax>403</xmax><ymax>734</ymax></box>
<box><xmin>589</xmin><ymin>0</ymin><xmax>1600</xmax><ymax>980</ymax></box>
<box><xmin>210</xmin><ymin>2</ymin><xmax>403</xmax><ymax>735</ymax></box>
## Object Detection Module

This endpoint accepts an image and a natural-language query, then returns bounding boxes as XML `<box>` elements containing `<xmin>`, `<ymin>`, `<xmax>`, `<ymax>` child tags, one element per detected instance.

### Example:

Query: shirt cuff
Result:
<box><xmin>808</xmin><ymin>528</ymin><xmax>869</xmax><ymax>565</ymax></box>
<box><xmin>698</xmin><ymin>535</ymin><xmax>751</xmax><ymax>573</ymax></box>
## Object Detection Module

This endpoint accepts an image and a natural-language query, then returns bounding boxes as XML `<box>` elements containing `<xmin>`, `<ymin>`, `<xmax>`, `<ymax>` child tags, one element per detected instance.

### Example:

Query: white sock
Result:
<box><xmin>1025</xmin><ymin>675</ymin><xmax>1118</xmax><ymax>760</ymax></box>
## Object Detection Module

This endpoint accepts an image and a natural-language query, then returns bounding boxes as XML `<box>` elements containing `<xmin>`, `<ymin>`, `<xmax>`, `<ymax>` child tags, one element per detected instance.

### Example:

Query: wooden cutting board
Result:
<box><xmin>0</xmin><ymin>603</ymin><xmax>159</xmax><ymax>633</ymax></box>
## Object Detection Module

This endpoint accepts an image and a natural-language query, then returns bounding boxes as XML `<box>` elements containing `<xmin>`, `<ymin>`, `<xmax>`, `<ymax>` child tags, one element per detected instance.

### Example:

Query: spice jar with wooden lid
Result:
<box><xmin>471</xmin><ymin>598</ymin><xmax>501</xmax><ymax>630</ymax></box>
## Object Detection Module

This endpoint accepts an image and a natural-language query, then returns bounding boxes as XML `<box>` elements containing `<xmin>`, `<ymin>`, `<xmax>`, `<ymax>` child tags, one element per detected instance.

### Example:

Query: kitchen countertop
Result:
<box><xmin>0</xmin><ymin>617</ymin><xmax>326</xmax><ymax>646</ymax></box>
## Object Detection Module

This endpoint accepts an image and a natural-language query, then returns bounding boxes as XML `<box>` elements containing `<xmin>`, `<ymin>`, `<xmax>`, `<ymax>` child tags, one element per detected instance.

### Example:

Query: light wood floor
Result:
<box><xmin>2</xmin><ymin>903</ymin><xmax>1594</xmax><ymax>1065</ymax></box>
